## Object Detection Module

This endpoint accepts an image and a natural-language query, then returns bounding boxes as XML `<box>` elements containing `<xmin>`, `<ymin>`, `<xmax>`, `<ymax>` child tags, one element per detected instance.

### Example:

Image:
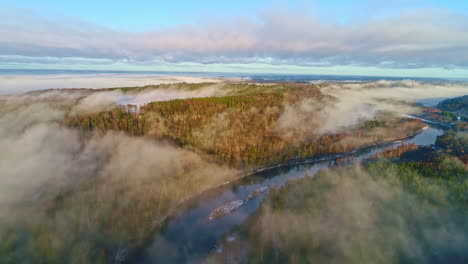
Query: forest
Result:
<box><xmin>369</xmin><ymin>143</ymin><xmax>419</xmax><ymax>160</ymax></box>
<box><xmin>436</xmin><ymin>95</ymin><xmax>468</xmax><ymax>118</ymax></box>
<box><xmin>208</xmin><ymin>136</ymin><xmax>468</xmax><ymax>264</ymax></box>
<box><xmin>435</xmin><ymin>130</ymin><xmax>467</xmax><ymax>163</ymax></box>
<box><xmin>64</xmin><ymin>83</ymin><xmax>425</xmax><ymax>169</ymax></box>
<box><xmin>0</xmin><ymin>82</ymin><xmax>448</xmax><ymax>264</ymax></box>
<box><xmin>418</xmin><ymin>95</ymin><xmax>468</xmax><ymax>124</ymax></box>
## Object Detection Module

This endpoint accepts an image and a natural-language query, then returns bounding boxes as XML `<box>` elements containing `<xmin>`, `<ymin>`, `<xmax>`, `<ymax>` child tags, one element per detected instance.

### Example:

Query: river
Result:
<box><xmin>128</xmin><ymin>125</ymin><xmax>444</xmax><ymax>264</ymax></box>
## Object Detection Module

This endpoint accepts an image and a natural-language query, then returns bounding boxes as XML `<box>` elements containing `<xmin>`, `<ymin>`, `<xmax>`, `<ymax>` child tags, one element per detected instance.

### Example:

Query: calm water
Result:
<box><xmin>129</xmin><ymin>125</ymin><xmax>444</xmax><ymax>264</ymax></box>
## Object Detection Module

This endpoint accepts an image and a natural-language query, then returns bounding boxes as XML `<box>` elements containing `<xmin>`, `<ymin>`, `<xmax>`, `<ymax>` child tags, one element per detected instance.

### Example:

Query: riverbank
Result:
<box><xmin>243</xmin><ymin>124</ymin><xmax>429</xmax><ymax>177</ymax></box>
<box><xmin>211</xmin><ymin>148</ymin><xmax>468</xmax><ymax>264</ymax></box>
<box><xmin>125</xmin><ymin>123</ymin><xmax>432</xmax><ymax>263</ymax></box>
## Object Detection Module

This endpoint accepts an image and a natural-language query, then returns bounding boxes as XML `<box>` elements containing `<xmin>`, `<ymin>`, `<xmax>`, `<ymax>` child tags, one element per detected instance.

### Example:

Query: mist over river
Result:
<box><xmin>129</xmin><ymin>123</ymin><xmax>444</xmax><ymax>264</ymax></box>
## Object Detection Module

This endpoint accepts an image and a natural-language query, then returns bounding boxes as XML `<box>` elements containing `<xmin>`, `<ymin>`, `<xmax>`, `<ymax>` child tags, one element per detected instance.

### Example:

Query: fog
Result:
<box><xmin>1</xmin><ymin>80</ymin><xmax>466</xmax><ymax>210</ymax></box>
<box><xmin>0</xmin><ymin>84</ymin><xmax>241</xmax><ymax>262</ymax></box>
<box><xmin>0</xmin><ymin>79</ymin><xmax>465</xmax><ymax>262</ymax></box>
<box><xmin>0</xmin><ymin>73</ymin><xmax>222</xmax><ymax>94</ymax></box>
<box><xmin>244</xmin><ymin>161</ymin><xmax>468</xmax><ymax>264</ymax></box>
<box><xmin>276</xmin><ymin>81</ymin><xmax>468</xmax><ymax>137</ymax></box>
<box><xmin>70</xmin><ymin>83</ymin><xmax>228</xmax><ymax>114</ymax></box>
<box><xmin>0</xmin><ymin>85</ymin><xmax>236</xmax><ymax>219</ymax></box>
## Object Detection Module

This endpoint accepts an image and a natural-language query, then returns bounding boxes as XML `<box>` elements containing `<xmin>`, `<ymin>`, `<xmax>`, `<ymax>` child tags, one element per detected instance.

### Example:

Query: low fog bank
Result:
<box><xmin>1</xmin><ymin>82</ymin><xmax>229</xmax><ymax>116</ymax></box>
<box><xmin>0</xmin><ymin>78</ymin><xmax>466</xmax><ymax>262</ymax></box>
<box><xmin>1</xmin><ymin>79</ymin><xmax>466</xmax><ymax>212</ymax></box>
<box><xmin>0</xmin><ymin>94</ymin><xmax>238</xmax><ymax>262</ymax></box>
<box><xmin>71</xmin><ymin>83</ymin><xmax>228</xmax><ymax>114</ymax></box>
<box><xmin>0</xmin><ymin>86</ymin><xmax>236</xmax><ymax>218</ymax></box>
<box><xmin>0</xmin><ymin>74</ymin><xmax>223</xmax><ymax>94</ymax></box>
<box><xmin>244</xmin><ymin>161</ymin><xmax>468</xmax><ymax>264</ymax></box>
<box><xmin>276</xmin><ymin>80</ymin><xmax>468</xmax><ymax>136</ymax></box>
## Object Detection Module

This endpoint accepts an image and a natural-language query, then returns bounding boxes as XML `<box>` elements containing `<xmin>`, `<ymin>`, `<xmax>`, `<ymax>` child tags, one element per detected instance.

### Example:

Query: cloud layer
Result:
<box><xmin>275</xmin><ymin>80</ymin><xmax>468</xmax><ymax>136</ymax></box>
<box><xmin>0</xmin><ymin>85</ymin><xmax>237</xmax><ymax>215</ymax></box>
<box><xmin>0</xmin><ymin>74</ymin><xmax>223</xmax><ymax>94</ymax></box>
<box><xmin>1</xmin><ymin>8</ymin><xmax>468</xmax><ymax>69</ymax></box>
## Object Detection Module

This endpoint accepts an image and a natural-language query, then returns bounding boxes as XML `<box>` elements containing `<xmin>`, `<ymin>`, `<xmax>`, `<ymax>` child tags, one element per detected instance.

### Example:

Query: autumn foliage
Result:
<box><xmin>65</xmin><ymin>84</ymin><xmax>426</xmax><ymax>169</ymax></box>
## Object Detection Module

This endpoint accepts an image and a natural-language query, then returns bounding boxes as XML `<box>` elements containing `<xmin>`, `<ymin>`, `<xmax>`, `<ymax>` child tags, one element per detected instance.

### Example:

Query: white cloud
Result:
<box><xmin>1</xmin><ymin>7</ymin><xmax>468</xmax><ymax>69</ymax></box>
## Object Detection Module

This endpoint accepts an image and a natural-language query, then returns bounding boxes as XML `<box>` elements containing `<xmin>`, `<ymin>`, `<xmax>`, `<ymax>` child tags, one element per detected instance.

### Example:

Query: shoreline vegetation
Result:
<box><xmin>126</xmin><ymin>127</ymin><xmax>430</xmax><ymax>264</ymax></box>
<box><xmin>0</xmin><ymin>82</ymin><xmax>461</xmax><ymax>264</ymax></box>
<box><xmin>207</xmin><ymin>135</ymin><xmax>467</xmax><ymax>264</ymax></box>
<box><xmin>245</xmin><ymin>125</ymin><xmax>428</xmax><ymax>176</ymax></box>
<box><xmin>415</xmin><ymin>95</ymin><xmax>467</xmax><ymax>127</ymax></box>
<box><xmin>61</xmin><ymin>82</ymin><xmax>425</xmax><ymax>262</ymax></box>
<box><xmin>120</xmin><ymin>119</ymin><xmax>431</xmax><ymax>262</ymax></box>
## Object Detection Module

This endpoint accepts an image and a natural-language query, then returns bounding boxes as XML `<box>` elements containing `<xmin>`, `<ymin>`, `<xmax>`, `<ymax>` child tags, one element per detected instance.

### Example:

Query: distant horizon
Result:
<box><xmin>1</xmin><ymin>2</ymin><xmax>467</xmax><ymax>264</ymax></box>
<box><xmin>3</xmin><ymin>67</ymin><xmax>468</xmax><ymax>95</ymax></box>
<box><xmin>2</xmin><ymin>1</ymin><xmax>468</xmax><ymax>79</ymax></box>
<box><xmin>1</xmin><ymin>68</ymin><xmax>467</xmax><ymax>82</ymax></box>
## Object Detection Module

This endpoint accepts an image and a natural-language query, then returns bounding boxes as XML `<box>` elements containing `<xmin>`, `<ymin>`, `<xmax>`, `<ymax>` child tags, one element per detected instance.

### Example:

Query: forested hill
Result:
<box><xmin>437</xmin><ymin>95</ymin><xmax>468</xmax><ymax>117</ymax></box>
<box><xmin>64</xmin><ymin>83</ymin><xmax>425</xmax><ymax>169</ymax></box>
<box><xmin>209</xmin><ymin>130</ymin><xmax>468</xmax><ymax>264</ymax></box>
<box><xmin>417</xmin><ymin>94</ymin><xmax>468</xmax><ymax>124</ymax></box>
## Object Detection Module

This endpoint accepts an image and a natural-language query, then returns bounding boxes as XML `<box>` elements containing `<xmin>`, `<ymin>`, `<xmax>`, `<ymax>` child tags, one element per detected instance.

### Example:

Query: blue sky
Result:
<box><xmin>5</xmin><ymin>0</ymin><xmax>273</xmax><ymax>31</ymax></box>
<box><xmin>1</xmin><ymin>0</ymin><xmax>468</xmax><ymax>78</ymax></box>
<box><xmin>7</xmin><ymin>0</ymin><xmax>468</xmax><ymax>30</ymax></box>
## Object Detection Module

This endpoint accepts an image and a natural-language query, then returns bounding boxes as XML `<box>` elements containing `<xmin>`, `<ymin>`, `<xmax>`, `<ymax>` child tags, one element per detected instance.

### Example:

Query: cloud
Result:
<box><xmin>244</xmin><ymin>163</ymin><xmax>468</xmax><ymax>264</ymax></box>
<box><xmin>275</xmin><ymin>80</ymin><xmax>468</xmax><ymax>136</ymax></box>
<box><xmin>0</xmin><ymin>82</ymin><xmax>243</xmax><ymax>262</ymax></box>
<box><xmin>70</xmin><ymin>83</ymin><xmax>227</xmax><ymax>114</ymax></box>
<box><xmin>0</xmin><ymin>87</ymin><xmax>238</xmax><ymax>217</ymax></box>
<box><xmin>1</xmin><ymin>7</ymin><xmax>468</xmax><ymax>69</ymax></box>
<box><xmin>0</xmin><ymin>73</ymin><xmax>223</xmax><ymax>94</ymax></box>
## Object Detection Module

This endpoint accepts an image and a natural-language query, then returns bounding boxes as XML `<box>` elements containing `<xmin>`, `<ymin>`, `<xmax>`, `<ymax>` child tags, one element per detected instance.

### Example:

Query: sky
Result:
<box><xmin>1</xmin><ymin>0</ymin><xmax>468</xmax><ymax>78</ymax></box>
